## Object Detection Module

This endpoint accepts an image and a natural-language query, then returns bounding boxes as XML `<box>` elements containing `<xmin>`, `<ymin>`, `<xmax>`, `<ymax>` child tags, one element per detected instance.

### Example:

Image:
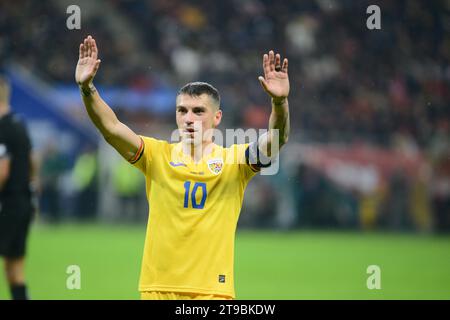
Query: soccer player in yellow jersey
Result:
<box><xmin>75</xmin><ymin>35</ymin><xmax>290</xmax><ymax>300</ymax></box>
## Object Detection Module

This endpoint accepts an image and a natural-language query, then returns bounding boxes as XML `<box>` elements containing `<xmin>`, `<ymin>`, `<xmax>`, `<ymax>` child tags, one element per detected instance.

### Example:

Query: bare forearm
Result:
<box><xmin>258</xmin><ymin>98</ymin><xmax>290</xmax><ymax>158</ymax></box>
<box><xmin>269</xmin><ymin>97</ymin><xmax>290</xmax><ymax>146</ymax></box>
<box><xmin>80</xmin><ymin>83</ymin><xmax>119</xmax><ymax>138</ymax></box>
<box><xmin>76</xmin><ymin>36</ymin><xmax>141</xmax><ymax>160</ymax></box>
<box><xmin>79</xmin><ymin>83</ymin><xmax>141</xmax><ymax>160</ymax></box>
<box><xmin>257</xmin><ymin>49</ymin><xmax>290</xmax><ymax>158</ymax></box>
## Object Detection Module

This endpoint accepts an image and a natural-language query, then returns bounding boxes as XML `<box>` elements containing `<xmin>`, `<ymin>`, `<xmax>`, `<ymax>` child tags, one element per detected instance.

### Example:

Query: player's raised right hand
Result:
<box><xmin>76</xmin><ymin>35</ymin><xmax>101</xmax><ymax>87</ymax></box>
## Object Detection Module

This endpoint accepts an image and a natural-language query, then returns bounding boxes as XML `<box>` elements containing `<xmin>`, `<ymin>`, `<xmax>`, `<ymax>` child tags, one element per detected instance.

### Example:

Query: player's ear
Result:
<box><xmin>213</xmin><ymin>109</ymin><xmax>222</xmax><ymax>128</ymax></box>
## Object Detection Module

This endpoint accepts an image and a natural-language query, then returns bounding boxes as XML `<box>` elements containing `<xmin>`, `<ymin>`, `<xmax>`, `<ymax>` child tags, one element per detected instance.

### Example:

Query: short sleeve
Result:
<box><xmin>245</xmin><ymin>142</ymin><xmax>272</xmax><ymax>169</ymax></box>
<box><xmin>236</xmin><ymin>144</ymin><xmax>259</xmax><ymax>182</ymax></box>
<box><xmin>129</xmin><ymin>136</ymin><xmax>163</xmax><ymax>174</ymax></box>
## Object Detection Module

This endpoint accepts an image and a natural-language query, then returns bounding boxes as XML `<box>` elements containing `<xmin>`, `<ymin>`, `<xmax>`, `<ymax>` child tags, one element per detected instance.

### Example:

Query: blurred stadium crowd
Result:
<box><xmin>1</xmin><ymin>0</ymin><xmax>449</xmax><ymax>231</ymax></box>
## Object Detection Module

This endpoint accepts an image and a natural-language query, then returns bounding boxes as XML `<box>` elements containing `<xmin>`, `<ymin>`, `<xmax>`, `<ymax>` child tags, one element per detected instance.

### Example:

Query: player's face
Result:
<box><xmin>176</xmin><ymin>94</ymin><xmax>222</xmax><ymax>146</ymax></box>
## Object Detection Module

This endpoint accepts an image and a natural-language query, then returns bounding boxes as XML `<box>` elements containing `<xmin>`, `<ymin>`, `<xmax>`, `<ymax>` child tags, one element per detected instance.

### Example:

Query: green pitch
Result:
<box><xmin>1</xmin><ymin>223</ymin><xmax>449</xmax><ymax>299</ymax></box>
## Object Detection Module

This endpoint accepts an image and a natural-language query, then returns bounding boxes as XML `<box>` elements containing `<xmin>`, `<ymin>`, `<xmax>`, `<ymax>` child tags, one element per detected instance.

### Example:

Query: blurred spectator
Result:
<box><xmin>40</xmin><ymin>142</ymin><xmax>69</xmax><ymax>223</ymax></box>
<box><xmin>240</xmin><ymin>176</ymin><xmax>278</xmax><ymax>228</ymax></box>
<box><xmin>72</xmin><ymin>147</ymin><xmax>98</xmax><ymax>220</ymax></box>
<box><xmin>112</xmin><ymin>160</ymin><xmax>145</xmax><ymax>222</ymax></box>
<box><xmin>379</xmin><ymin>169</ymin><xmax>412</xmax><ymax>230</ymax></box>
<box><xmin>429</xmin><ymin>121</ymin><xmax>450</xmax><ymax>232</ymax></box>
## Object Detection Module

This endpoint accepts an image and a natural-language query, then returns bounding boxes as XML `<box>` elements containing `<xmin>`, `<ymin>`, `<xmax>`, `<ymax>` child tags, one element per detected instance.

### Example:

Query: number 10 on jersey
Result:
<box><xmin>183</xmin><ymin>181</ymin><xmax>207</xmax><ymax>209</ymax></box>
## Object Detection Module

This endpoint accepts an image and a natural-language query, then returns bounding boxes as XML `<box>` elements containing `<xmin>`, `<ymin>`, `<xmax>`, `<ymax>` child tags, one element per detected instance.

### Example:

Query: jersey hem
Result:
<box><xmin>138</xmin><ymin>285</ymin><xmax>235</xmax><ymax>299</ymax></box>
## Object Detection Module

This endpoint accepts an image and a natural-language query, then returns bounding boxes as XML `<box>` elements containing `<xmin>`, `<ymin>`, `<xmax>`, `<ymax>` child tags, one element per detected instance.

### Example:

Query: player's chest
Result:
<box><xmin>152</xmin><ymin>158</ymin><xmax>240</xmax><ymax>204</ymax></box>
<box><xmin>163</xmin><ymin>160</ymin><xmax>241</xmax><ymax>198</ymax></box>
<box><xmin>166</xmin><ymin>157</ymin><xmax>226</xmax><ymax>181</ymax></box>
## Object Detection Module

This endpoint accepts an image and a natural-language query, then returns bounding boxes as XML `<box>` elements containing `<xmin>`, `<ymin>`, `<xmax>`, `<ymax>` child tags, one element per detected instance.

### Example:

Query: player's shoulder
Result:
<box><xmin>221</xmin><ymin>143</ymin><xmax>249</xmax><ymax>163</ymax></box>
<box><xmin>139</xmin><ymin>135</ymin><xmax>172</xmax><ymax>155</ymax></box>
<box><xmin>130</xmin><ymin>136</ymin><xmax>171</xmax><ymax>168</ymax></box>
<box><xmin>139</xmin><ymin>136</ymin><xmax>169</xmax><ymax>146</ymax></box>
<box><xmin>226</xmin><ymin>143</ymin><xmax>249</xmax><ymax>154</ymax></box>
<box><xmin>223</xmin><ymin>143</ymin><xmax>248</xmax><ymax>151</ymax></box>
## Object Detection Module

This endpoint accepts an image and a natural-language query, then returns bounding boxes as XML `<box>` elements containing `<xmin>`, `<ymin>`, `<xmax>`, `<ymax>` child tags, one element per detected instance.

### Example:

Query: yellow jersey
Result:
<box><xmin>131</xmin><ymin>136</ymin><xmax>259</xmax><ymax>298</ymax></box>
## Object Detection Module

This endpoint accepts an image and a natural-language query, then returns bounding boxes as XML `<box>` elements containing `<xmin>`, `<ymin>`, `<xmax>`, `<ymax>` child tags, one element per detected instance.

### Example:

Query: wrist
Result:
<box><xmin>79</xmin><ymin>82</ymin><xmax>96</xmax><ymax>97</ymax></box>
<box><xmin>272</xmin><ymin>97</ymin><xmax>287</xmax><ymax>106</ymax></box>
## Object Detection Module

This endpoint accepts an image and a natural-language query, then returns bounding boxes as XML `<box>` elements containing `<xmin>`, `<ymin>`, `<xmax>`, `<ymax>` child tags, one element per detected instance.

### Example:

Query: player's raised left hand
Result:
<box><xmin>258</xmin><ymin>50</ymin><xmax>290</xmax><ymax>103</ymax></box>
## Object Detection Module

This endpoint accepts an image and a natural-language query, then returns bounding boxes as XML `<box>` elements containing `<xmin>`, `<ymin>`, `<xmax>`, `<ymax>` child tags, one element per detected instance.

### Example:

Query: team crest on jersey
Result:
<box><xmin>207</xmin><ymin>159</ymin><xmax>223</xmax><ymax>175</ymax></box>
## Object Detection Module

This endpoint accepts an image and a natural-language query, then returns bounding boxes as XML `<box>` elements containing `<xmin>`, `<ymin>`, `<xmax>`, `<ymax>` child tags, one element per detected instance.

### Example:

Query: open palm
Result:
<box><xmin>258</xmin><ymin>50</ymin><xmax>290</xmax><ymax>101</ymax></box>
<box><xmin>75</xmin><ymin>35</ymin><xmax>101</xmax><ymax>87</ymax></box>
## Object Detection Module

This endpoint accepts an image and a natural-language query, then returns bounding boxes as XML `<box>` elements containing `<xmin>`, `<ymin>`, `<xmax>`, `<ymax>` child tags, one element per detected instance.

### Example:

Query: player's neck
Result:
<box><xmin>182</xmin><ymin>141</ymin><xmax>215</xmax><ymax>163</ymax></box>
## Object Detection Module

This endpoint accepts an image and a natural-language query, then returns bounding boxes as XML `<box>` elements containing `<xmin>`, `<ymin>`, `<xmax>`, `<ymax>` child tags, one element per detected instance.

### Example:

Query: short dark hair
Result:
<box><xmin>178</xmin><ymin>82</ymin><xmax>220</xmax><ymax>107</ymax></box>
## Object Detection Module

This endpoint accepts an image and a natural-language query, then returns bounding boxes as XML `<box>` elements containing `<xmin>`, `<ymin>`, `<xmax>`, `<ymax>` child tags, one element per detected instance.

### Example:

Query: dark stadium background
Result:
<box><xmin>0</xmin><ymin>0</ymin><xmax>449</xmax><ymax>299</ymax></box>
